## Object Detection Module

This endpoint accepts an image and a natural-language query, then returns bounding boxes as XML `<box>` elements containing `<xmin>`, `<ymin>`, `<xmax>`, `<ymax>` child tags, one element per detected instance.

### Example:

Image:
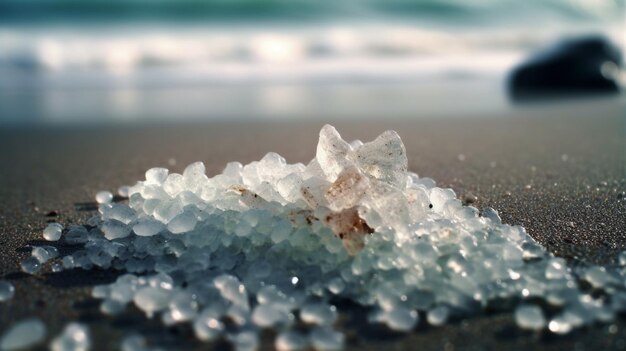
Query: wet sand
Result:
<box><xmin>0</xmin><ymin>99</ymin><xmax>625</xmax><ymax>350</ymax></box>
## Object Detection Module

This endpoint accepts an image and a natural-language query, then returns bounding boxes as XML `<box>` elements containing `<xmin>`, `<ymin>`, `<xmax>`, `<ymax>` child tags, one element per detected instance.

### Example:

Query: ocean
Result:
<box><xmin>0</xmin><ymin>0</ymin><xmax>623</xmax><ymax>123</ymax></box>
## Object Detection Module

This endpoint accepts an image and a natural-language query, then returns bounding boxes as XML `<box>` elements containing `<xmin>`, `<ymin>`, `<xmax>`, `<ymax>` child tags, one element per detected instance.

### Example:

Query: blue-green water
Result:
<box><xmin>0</xmin><ymin>0</ymin><xmax>623</xmax><ymax>25</ymax></box>
<box><xmin>0</xmin><ymin>0</ymin><xmax>622</xmax><ymax>123</ymax></box>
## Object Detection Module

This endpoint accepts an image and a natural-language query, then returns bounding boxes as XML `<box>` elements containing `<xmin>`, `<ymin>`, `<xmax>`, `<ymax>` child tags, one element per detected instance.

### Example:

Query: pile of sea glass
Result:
<box><xmin>12</xmin><ymin>125</ymin><xmax>626</xmax><ymax>350</ymax></box>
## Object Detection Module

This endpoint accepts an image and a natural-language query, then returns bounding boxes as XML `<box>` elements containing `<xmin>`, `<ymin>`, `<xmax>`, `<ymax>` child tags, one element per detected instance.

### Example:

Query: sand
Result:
<box><xmin>0</xmin><ymin>99</ymin><xmax>625</xmax><ymax>350</ymax></box>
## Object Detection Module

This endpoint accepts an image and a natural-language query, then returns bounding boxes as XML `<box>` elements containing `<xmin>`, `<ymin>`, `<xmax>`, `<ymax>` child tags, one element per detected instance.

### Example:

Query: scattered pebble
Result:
<box><xmin>43</xmin><ymin>223</ymin><xmax>63</xmax><ymax>241</ymax></box>
<box><xmin>0</xmin><ymin>318</ymin><xmax>46</xmax><ymax>351</ymax></box>
<box><xmin>0</xmin><ymin>281</ymin><xmax>15</xmax><ymax>302</ymax></box>
<box><xmin>117</xmin><ymin>186</ymin><xmax>131</xmax><ymax>198</ymax></box>
<box><xmin>95</xmin><ymin>191</ymin><xmax>113</xmax><ymax>204</ymax></box>
<box><xmin>515</xmin><ymin>305</ymin><xmax>546</xmax><ymax>331</ymax></box>
<box><xmin>427</xmin><ymin>305</ymin><xmax>450</xmax><ymax>326</ymax></box>
<box><xmin>20</xmin><ymin>257</ymin><xmax>41</xmax><ymax>274</ymax></box>
<box><xmin>50</xmin><ymin>323</ymin><xmax>90</xmax><ymax>351</ymax></box>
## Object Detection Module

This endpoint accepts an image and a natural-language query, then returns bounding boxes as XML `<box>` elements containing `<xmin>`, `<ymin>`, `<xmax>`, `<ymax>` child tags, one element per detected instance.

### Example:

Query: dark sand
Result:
<box><xmin>0</xmin><ymin>99</ymin><xmax>625</xmax><ymax>350</ymax></box>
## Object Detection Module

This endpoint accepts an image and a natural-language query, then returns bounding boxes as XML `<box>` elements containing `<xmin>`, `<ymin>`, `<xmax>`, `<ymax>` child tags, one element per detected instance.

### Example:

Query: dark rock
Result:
<box><xmin>508</xmin><ymin>35</ymin><xmax>622</xmax><ymax>101</ymax></box>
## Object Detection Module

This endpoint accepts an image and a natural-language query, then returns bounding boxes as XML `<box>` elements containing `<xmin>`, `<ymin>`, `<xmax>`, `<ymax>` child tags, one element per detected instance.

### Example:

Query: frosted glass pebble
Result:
<box><xmin>383</xmin><ymin>308</ymin><xmax>418</xmax><ymax>331</ymax></box>
<box><xmin>0</xmin><ymin>281</ymin><xmax>15</xmax><ymax>302</ymax></box>
<box><xmin>31</xmin><ymin>246</ymin><xmax>58</xmax><ymax>263</ymax></box>
<box><xmin>275</xmin><ymin>331</ymin><xmax>308</xmax><ymax>351</ymax></box>
<box><xmin>133</xmin><ymin>219</ymin><xmax>165</xmax><ymax>237</ymax></box>
<box><xmin>145</xmin><ymin>168</ymin><xmax>169</xmax><ymax>185</ymax></box>
<box><xmin>20</xmin><ymin>257</ymin><xmax>41</xmax><ymax>274</ymax></box>
<box><xmin>0</xmin><ymin>318</ymin><xmax>46</xmax><ymax>350</ymax></box>
<box><xmin>102</xmin><ymin>220</ymin><xmax>132</xmax><ymax>240</ymax></box>
<box><xmin>95</xmin><ymin>191</ymin><xmax>113</xmax><ymax>204</ymax></box>
<box><xmin>300</xmin><ymin>303</ymin><xmax>337</xmax><ymax>325</ymax></box>
<box><xmin>65</xmin><ymin>226</ymin><xmax>89</xmax><ymax>245</ymax></box>
<box><xmin>100</xmin><ymin>299</ymin><xmax>126</xmax><ymax>315</ymax></box>
<box><xmin>548</xmin><ymin>316</ymin><xmax>573</xmax><ymax>335</ymax></box>
<box><xmin>427</xmin><ymin>306</ymin><xmax>449</xmax><ymax>326</ymax></box>
<box><xmin>584</xmin><ymin>266</ymin><xmax>612</xmax><ymax>288</ymax></box>
<box><xmin>50</xmin><ymin>323</ymin><xmax>90</xmax><ymax>351</ymax></box>
<box><xmin>167</xmin><ymin>212</ymin><xmax>197</xmax><ymax>234</ymax></box>
<box><xmin>514</xmin><ymin>305</ymin><xmax>545</xmax><ymax>330</ymax></box>
<box><xmin>193</xmin><ymin>316</ymin><xmax>224</xmax><ymax>342</ymax></box>
<box><xmin>309</xmin><ymin>327</ymin><xmax>344</xmax><ymax>351</ymax></box>
<box><xmin>133</xmin><ymin>287</ymin><xmax>172</xmax><ymax>314</ymax></box>
<box><xmin>43</xmin><ymin>223</ymin><xmax>63</xmax><ymax>241</ymax></box>
<box><xmin>327</xmin><ymin>278</ymin><xmax>345</xmax><ymax>294</ymax></box>
<box><xmin>252</xmin><ymin>304</ymin><xmax>289</xmax><ymax>327</ymax></box>
<box><xmin>545</xmin><ymin>258</ymin><xmax>567</xmax><ymax>280</ymax></box>
<box><xmin>117</xmin><ymin>186</ymin><xmax>131</xmax><ymax>198</ymax></box>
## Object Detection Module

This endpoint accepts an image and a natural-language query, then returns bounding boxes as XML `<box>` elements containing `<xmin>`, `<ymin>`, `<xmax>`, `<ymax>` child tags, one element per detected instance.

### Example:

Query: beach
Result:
<box><xmin>0</xmin><ymin>97</ymin><xmax>625</xmax><ymax>350</ymax></box>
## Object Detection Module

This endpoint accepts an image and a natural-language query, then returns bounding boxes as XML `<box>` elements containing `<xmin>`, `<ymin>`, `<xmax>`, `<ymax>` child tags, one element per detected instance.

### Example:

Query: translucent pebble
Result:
<box><xmin>183</xmin><ymin>162</ymin><xmax>207</xmax><ymax>187</ymax></box>
<box><xmin>383</xmin><ymin>308</ymin><xmax>418</xmax><ymax>331</ymax></box>
<box><xmin>62</xmin><ymin>256</ymin><xmax>75</xmax><ymax>269</ymax></box>
<box><xmin>32</xmin><ymin>246</ymin><xmax>59</xmax><ymax>263</ymax></box>
<box><xmin>117</xmin><ymin>185</ymin><xmax>131</xmax><ymax>198</ymax></box>
<box><xmin>95</xmin><ymin>191</ymin><xmax>113</xmax><ymax>204</ymax></box>
<box><xmin>270</xmin><ymin>220</ymin><xmax>292</xmax><ymax>243</ymax></box>
<box><xmin>0</xmin><ymin>281</ymin><xmax>15</xmax><ymax>302</ymax></box>
<box><xmin>327</xmin><ymin>278</ymin><xmax>345</xmax><ymax>295</ymax></box>
<box><xmin>100</xmin><ymin>299</ymin><xmax>126</xmax><ymax>315</ymax></box>
<box><xmin>167</xmin><ymin>212</ymin><xmax>197</xmax><ymax>234</ymax></box>
<box><xmin>316</xmin><ymin>125</ymin><xmax>353</xmax><ymax>180</ymax></box>
<box><xmin>51</xmin><ymin>262</ymin><xmax>64</xmax><ymax>273</ymax></box>
<box><xmin>309</xmin><ymin>327</ymin><xmax>344</xmax><ymax>351</ymax></box>
<box><xmin>514</xmin><ymin>305</ymin><xmax>546</xmax><ymax>331</ymax></box>
<box><xmin>545</xmin><ymin>258</ymin><xmax>567</xmax><ymax>280</ymax></box>
<box><xmin>275</xmin><ymin>331</ymin><xmax>308</xmax><ymax>351</ymax></box>
<box><xmin>256</xmin><ymin>285</ymin><xmax>295</xmax><ymax>310</ymax></box>
<box><xmin>104</xmin><ymin>204</ymin><xmax>136</xmax><ymax>225</ymax></box>
<box><xmin>214</xmin><ymin>275</ymin><xmax>248</xmax><ymax>309</ymax></box>
<box><xmin>348</xmin><ymin>129</ymin><xmax>408</xmax><ymax>188</ymax></box>
<box><xmin>300</xmin><ymin>303</ymin><xmax>337</xmax><ymax>325</ymax></box>
<box><xmin>20</xmin><ymin>257</ymin><xmax>41</xmax><ymax>274</ymax></box>
<box><xmin>65</xmin><ymin>226</ymin><xmax>89</xmax><ymax>245</ymax></box>
<box><xmin>584</xmin><ymin>266</ymin><xmax>612</xmax><ymax>288</ymax></box>
<box><xmin>193</xmin><ymin>315</ymin><xmax>224</xmax><ymax>342</ymax></box>
<box><xmin>50</xmin><ymin>322</ymin><xmax>90</xmax><ymax>351</ymax></box>
<box><xmin>133</xmin><ymin>219</ymin><xmax>165</xmax><ymax>237</ymax></box>
<box><xmin>91</xmin><ymin>285</ymin><xmax>109</xmax><ymax>298</ymax></box>
<box><xmin>427</xmin><ymin>305</ymin><xmax>449</xmax><ymax>326</ymax></box>
<box><xmin>169</xmin><ymin>292</ymin><xmax>198</xmax><ymax>322</ymax></box>
<box><xmin>481</xmin><ymin>207</ymin><xmax>501</xmax><ymax>223</ymax></box>
<box><xmin>619</xmin><ymin>251</ymin><xmax>626</xmax><ymax>266</ymax></box>
<box><xmin>0</xmin><ymin>318</ymin><xmax>46</xmax><ymax>350</ymax></box>
<box><xmin>102</xmin><ymin>220</ymin><xmax>132</xmax><ymax>240</ymax></box>
<box><xmin>43</xmin><ymin>223</ymin><xmax>63</xmax><ymax>241</ymax></box>
<box><xmin>548</xmin><ymin>316</ymin><xmax>573</xmax><ymax>334</ymax></box>
<box><xmin>145</xmin><ymin>168</ymin><xmax>169</xmax><ymax>185</ymax></box>
<box><xmin>133</xmin><ymin>287</ymin><xmax>172</xmax><ymax>314</ymax></box>
<box><xmin>252</xmin><ymin>304</ymin><xmax>289</xmax><ymax>328</ymax></box>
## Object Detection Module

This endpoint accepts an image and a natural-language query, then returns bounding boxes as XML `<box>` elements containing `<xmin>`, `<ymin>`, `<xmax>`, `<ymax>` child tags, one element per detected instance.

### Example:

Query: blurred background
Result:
<box><xmin>0</xmin><ymin>0</ymin><xmax>623</xmax><ymax>124</ymax></box>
